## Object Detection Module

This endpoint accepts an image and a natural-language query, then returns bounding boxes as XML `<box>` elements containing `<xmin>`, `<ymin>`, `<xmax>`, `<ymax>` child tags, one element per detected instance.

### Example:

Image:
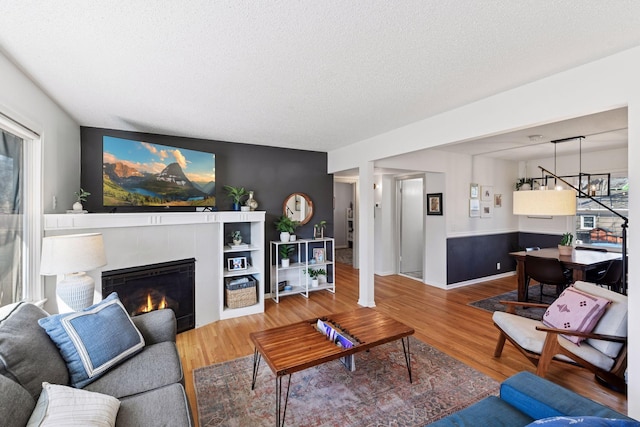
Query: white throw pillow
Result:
<box><xmin>26</xmin><ymin>382</ymin><xmax>120</xmax><ymax>427</ymax></box>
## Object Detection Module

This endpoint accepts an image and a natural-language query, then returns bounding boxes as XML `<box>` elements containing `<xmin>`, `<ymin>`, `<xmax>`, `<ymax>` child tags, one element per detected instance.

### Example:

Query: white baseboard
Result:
<box><xmin>446</xmin><ymin>271</ymin><xmax>516</xmax><ymax>289</ymax></box>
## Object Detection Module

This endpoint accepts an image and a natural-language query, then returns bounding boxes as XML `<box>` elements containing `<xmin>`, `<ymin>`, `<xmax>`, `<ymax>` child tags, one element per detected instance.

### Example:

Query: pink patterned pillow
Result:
<box><xmin>542</xmin><ymin>287</ymin><xmax>610</xmax><ymax>344</ymax></box>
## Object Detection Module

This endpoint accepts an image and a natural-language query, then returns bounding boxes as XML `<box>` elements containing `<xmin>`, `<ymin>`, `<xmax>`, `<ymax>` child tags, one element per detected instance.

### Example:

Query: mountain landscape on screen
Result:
<box><xmin>103</xmin><ymin>136</ymin><xmax>215</xmax><ymax>207</ymax></box>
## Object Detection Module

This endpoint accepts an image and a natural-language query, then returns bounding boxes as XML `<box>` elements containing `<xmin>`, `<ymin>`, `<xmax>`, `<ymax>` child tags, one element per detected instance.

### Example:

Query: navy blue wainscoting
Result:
<box><xmin>446</xmin><ymin>232</ymin><xmax>562</xmax><ymax>285</ymax></box>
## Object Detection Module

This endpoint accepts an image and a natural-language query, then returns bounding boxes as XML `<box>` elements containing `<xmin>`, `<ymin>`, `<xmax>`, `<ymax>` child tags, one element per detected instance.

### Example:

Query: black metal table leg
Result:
<box><xmin>401</xmin><ymin>337</ymin><xmax>412</xmax><ymax>383</ymax></box>
<box><xmin>251</xmin><ymin>347</ymin><xmax>261</xmax><ymax>390</ymax></box>
<box><xmin>275</xmin><ymin>374</ymin><xmax>292</xmax><ymax>427</ymax></box>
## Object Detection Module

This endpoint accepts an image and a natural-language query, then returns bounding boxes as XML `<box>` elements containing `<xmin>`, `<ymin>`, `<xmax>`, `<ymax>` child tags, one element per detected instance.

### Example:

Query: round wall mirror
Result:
<box><xmin>283</xmin><ymin>193</ymin><xmax>314</xmax><ymax>225</ymax></box>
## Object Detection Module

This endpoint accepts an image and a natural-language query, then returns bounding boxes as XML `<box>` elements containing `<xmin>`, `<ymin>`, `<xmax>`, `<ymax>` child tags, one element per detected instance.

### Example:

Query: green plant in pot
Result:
<box><xmin>231</xmin><ymin>230</ymin><xmax>242</xmax><ymax>245</ymax></box>
<box><xmin>314</xmin><ymin>268</ymin><xmax>327</xmax><ymax>284</ymax></box>
<box><xmin>73</xmin><ymin>188</ymin><xmax>91</xmax><ymax>211</ymax></box>
<box><xmin>304</xmin><ymin>268</ymin><xmax>323</xmax><ymax>287</ymax></box>
<box><xmin>275</xmin><ymin>215</ymin><xmax>299</xmax><ymax>242</ymax></box>
<box><xmin>558</xmin><ymin>232</ymin><xmax>574</xmax><ymax>256</ymax></box>
<box><xmin>279</xmin><ymin>244</ymin><xmax>295</xmax><ymax>268</ymax></box>
<box><xmin>223</xmin><ymin>185</ymin><xmax>248</xmax><ymax>211</ymax></box>
<box><xmin>313</xmin><ymin>220</ymin><xmax>327</xmax><ymax>239</ymax></box>
<box><xmin>515</xmin><ymin>178</ymin><xmax>534</xmax><ymax>191</ymax></box>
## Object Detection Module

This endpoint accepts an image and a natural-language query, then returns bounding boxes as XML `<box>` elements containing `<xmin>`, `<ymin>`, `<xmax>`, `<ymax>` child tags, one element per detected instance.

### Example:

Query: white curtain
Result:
<box><xmin>0</xmin><ymin>129</ymin><xmax>23</xmax><ymax>307</ymax></box>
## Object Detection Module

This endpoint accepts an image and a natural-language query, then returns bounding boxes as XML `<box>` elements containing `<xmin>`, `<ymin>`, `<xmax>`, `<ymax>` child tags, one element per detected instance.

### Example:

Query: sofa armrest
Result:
<box><xmin>500</xmin><ymin>372</ymin><xmax>632</xmax><ymax>420</ymax></box>
<box><xmin>131</xmin><ymin>309</ymin><xmax>177</xmax><ymax>345</ymax></box>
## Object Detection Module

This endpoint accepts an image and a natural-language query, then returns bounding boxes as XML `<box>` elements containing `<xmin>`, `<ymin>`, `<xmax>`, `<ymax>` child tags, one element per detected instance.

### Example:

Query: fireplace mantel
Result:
<box><xmin>43</xmin><ymin>211</ymin><xmax>266</xmax><ymax>327</ymax></box>
<box><xmin>44</xmin><ymin>211</ymin><xmax>264</xmax><ymax>230</ymax></box>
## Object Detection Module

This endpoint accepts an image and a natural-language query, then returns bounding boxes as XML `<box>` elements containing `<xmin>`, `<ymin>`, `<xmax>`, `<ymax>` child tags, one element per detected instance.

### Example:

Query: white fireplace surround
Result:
<box><xmin>44</xmin><ymin>211</ymin><xmax>266</xmax><ymax>327</ymax></box>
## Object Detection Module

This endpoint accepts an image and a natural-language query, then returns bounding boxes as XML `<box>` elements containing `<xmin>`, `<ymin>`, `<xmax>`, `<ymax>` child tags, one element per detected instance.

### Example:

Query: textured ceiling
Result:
<box><xmin>1</xmin><ymin>1</ymin><xmax>639</xmax><ymax>152</ymax></box>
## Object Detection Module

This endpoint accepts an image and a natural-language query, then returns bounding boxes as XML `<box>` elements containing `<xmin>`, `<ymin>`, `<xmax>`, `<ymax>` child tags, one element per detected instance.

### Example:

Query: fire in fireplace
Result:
<box><xmin>101</xmin><ymin>258</ymin><xmax>195</xmax><ymax>333</ymax></box>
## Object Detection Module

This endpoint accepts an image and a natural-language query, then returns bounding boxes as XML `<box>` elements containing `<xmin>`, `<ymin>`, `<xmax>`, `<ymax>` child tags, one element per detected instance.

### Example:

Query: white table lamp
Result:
<box><xmin>40</xmin><ymin>233</ymin><xmax>107</xmax><ymax>311</ymax></box>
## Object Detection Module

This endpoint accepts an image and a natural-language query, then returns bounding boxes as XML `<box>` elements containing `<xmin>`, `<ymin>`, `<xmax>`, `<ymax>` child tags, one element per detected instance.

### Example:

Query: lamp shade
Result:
<box><xmin>513</xmin><ymin>189</ymin><xmax>576</xmax><ymax>216</ymax></box>
<box><xmin>40</xmin><ymin>233</ymin><xmax>107</xmax><ymax>275</ymax></box>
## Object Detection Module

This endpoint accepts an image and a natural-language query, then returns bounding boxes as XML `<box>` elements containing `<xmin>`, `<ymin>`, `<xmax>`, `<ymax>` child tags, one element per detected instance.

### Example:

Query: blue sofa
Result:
<box><xmin>429</xmin><ymin>371</ymin><xmax>637</xmax><ymax>426</ymax></box>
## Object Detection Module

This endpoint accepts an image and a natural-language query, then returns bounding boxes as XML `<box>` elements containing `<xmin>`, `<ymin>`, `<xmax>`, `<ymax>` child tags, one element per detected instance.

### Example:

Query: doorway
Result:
<box><xmin>398</xmin><ymin>177</ymin><xmax>424</xmax><ymax>280</ymax></box>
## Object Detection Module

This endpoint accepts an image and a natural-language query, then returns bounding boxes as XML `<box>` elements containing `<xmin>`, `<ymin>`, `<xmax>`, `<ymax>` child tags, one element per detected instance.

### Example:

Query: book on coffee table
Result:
<box><xmin>315</xmin><ymin>319</ymin><xmax>357</xmax><ymax>349</ymax></box>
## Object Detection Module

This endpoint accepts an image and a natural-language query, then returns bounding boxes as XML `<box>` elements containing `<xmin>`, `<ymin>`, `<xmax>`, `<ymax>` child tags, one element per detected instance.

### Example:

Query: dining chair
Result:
<box><xmin>524</xmin><ymin>255</ymin><xmax>573</xmax><ymax>302</ymax></box>
<box><xmin>593</xmin><ymin>259</ymin><xmax>624</xmax><ymax>293</ymax></box>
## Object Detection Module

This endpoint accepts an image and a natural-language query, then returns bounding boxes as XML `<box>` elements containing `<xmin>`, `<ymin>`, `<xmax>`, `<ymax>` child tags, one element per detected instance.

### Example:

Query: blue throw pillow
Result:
<box><xmin>38</xmin><ymin>292</ymin><xmax>145</xmax><ymax>388</ymax></box>
<box><xmin>528</xmin><ymin>416</ymin><xmax>640</xmax><ymax>426</ymax></box>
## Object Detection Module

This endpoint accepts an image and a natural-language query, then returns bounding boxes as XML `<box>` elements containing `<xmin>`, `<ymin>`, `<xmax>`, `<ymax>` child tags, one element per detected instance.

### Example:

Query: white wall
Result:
<box><xmin>0</xmin><ymin>52</ymin><xmax>80</xmax><ymax>214</ymax></box>
<box><xmin>329</xmin><ymin>45</ymin><xmax>640</xmax><ymax>416</ymax></box>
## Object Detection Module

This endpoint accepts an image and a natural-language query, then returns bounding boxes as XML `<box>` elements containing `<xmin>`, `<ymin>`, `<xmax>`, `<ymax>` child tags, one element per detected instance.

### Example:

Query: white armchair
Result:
<box><xmin>493</xmin><ymin>281</ymin><xmax>627</xmax><ymax>391</ymax></box>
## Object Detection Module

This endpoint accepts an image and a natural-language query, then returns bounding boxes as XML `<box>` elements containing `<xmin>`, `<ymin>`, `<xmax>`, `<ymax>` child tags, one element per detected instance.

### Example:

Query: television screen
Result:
<box><xmin>103</xmin><ymin>136</ymin><xmax>215</xmax><ymax>207</ymax></box>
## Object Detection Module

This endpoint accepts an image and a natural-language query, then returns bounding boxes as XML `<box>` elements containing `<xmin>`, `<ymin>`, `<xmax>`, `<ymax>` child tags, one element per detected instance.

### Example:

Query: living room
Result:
<box><xmin>1</xmin><ymin>3</ymin><xmax>639</xmax><ymax>425</ymax></box>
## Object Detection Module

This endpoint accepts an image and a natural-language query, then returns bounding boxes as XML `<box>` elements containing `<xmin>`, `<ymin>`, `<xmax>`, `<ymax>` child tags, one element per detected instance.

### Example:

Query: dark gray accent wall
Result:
<box><xmin>446</xmin><ymin>231</ymin><xmax>563</xmax><ymax>284</ymax></box>
<box><xmin>80</xmin><ymin>127</ymin><xmax>334</xmax><ymax>291</ymax></box>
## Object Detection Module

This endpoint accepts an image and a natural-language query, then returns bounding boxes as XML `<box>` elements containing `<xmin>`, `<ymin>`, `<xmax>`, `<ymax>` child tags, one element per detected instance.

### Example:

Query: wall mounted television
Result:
<box><xmin>103</xmin><ymin>136</ymin><xmax>215</xmax><ymax>207</ymax></box>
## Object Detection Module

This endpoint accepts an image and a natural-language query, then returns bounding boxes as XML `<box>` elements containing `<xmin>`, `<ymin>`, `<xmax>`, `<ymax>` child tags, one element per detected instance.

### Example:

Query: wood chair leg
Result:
<box><xmin>494</xmin><ymin>332</ymin><xmax>507</xmax><ymax>357</ymax></box>
<box><xmin>536</xmin><ymin>332</ymin><xmax>561</xmax><ymax>377</ymax></box>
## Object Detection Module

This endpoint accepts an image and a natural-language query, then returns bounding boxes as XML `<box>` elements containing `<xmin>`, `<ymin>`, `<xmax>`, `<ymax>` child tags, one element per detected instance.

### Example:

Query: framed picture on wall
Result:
<box><xmin>427</xmin><ymin>193</ymin><xmax>443</xmax><ymax>215</ymax></box>
<box><xmin>494</xmin><ymin>193</ymin><xmax>503</xmax><ymax>208</ymax></box>
<box><xmin>470</xmin><ymin>183</ymin><xmax>479</xmax><ymax>199</ymax></box>
<box><xmin>481</xmin><ymin>185</ymin><xmax>493</xmax><ymax>201</ymax></box>
<box><xmin>481</xmin><ymin>201</ymin><xmax>493</xmax><ymax>218</ymax></box>
<box><xmin>469</xmin><ymin>199</ymin><xmax>480</xmax><ymax>217</ymax></box>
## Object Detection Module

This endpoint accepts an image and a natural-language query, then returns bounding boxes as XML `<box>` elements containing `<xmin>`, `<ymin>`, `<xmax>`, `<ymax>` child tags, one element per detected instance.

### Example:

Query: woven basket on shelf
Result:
<box><xmin>225</xmin><ymin>276</ymin><xmax>257</xmax><ymax>309</ymax></box>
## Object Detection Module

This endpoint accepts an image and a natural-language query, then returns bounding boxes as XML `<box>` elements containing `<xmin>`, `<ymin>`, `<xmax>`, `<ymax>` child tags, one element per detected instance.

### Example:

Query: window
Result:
<box><xmin>575</xmin><ymin>173</ymin><xmax>627</xmax><ymax>251</ymax></box>
<box><xmin>0</xmin><ymin>129</ymin><xmax>25</xmax><ymax>306</ymax></box>
<box><xmin>580</xmin><ymin>215</ymin><xmax>595</xmax><ymax>230</ymax></box>
<box><xmin>0</xmin><ymin>115</ymin><xmax>41</xmax><ymax>308</ymax></box>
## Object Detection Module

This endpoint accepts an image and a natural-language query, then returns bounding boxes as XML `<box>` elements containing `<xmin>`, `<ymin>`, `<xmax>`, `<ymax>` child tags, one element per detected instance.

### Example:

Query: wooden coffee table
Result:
<box><xmin>250</xmin><ymin>307</ymin><xmax>415</xmax><ymax>426</ymax></box>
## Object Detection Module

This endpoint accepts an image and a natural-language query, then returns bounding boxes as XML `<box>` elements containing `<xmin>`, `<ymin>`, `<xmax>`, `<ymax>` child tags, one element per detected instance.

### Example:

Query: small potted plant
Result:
<box><xmin>314</xmin><ymin>268</ymin><xmax>327</xmax><ymax>284</ymax></box>
<box><xmin>275</xmin><ymin>215</ymin><xmax>298</xmax><ymax>242</ymax></box>
<box><xmin>223</xmin><ymin>185</ymin><xmax>248</xmax><ymax>211</ymax></box>
<box><xmin>73</xmin><ymin>188</ymin><xmax>91</xmax><ymax>211</ymax></box>
<box><xmin>515</xmin><ymin>178</ymin><xmax>534</xmax><ymax>191</ymax></box>
<box><xmin>279</xmin><ymin>244</ymin><xmax>294</xmax><ymax>268</ymax></box>
<box><xmin>313</xmin><ymin>220</ymin><xmax>327</xmax><ymax>239</ymax></box>
<box><xmin>304</xmin><ymin>268</ymin><xmax>321</xmax><ymax>287</ymax></box>
<box><xmin>558</xmin><ymin>232</ymin><xmax>574</xmax><ymax>256</ymax></box>
<box><xmin>231</xmin><ymin>230</ymin><xmax>242</xmax><ymax>245</ymax></box>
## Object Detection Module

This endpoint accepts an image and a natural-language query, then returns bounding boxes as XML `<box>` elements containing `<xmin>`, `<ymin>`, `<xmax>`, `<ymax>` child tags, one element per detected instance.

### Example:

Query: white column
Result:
<box><xmin>357</xmin><ymin>161</ymin><xmax>376</xmax><ymax>307</ymax></box>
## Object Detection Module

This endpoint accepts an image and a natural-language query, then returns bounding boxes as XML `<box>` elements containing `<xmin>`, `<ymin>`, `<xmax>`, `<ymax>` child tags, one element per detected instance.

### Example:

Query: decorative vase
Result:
<box><xmin>290</xmin><ymin>234</ymin><xmax>296</xmax><ymax>242</ymax></box>
<box><xmin>233</xmin><ymin>238</ymin><xmax>242</xmax><ymax>245</ymax></box>
<box><xmin>281</xmin><ymin>258</ymin><xmax>290</xmax><ymax>268</ymax></box>
<box><xmin>520</xmin><ymin>183</ymin><xmax>531</xmax><ymax>191</ymax></box>
<box><xmin>72</xmin><ymin>201</ymin><xmax>83</xmax><ymax>211</ymax></box>
<box><xmin>558</xmin><ymin>245</ymin><xmax>573</xmax><ymax>256</ymax></box>
<box><xmin>311</xmin><ymin>278</ymin><xmax>319</xmax><ymax>288</ymax></box>
<box><xmin>232</xmin><ymin>202</ymin><xmax>241</xmax><ymax>211</ymax></box>
<box><xmin>280</xmin><ymin>232</ymin><xmax>290</xmax><ymax>243</ymax></box>
<box><xmin>246</xmin><ymin>191</ymin><xmax>259</xmax><ymax>211</ymax></box>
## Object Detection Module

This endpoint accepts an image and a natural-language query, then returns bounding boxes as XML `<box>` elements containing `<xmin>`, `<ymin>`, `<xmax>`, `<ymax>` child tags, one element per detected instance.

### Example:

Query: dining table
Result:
<box><xmin>509</xmin><ymin>247</ymin><xmax>621</xmax><ymax>301</ymax></box>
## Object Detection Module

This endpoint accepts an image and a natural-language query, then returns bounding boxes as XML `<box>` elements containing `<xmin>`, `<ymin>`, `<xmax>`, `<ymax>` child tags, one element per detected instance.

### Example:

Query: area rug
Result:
<box><xmin>469</xmin><ymin>284</ymin><xmax>556</xmax><ymax>320</ymax></box>
<box><xmin>194</xmin><ymin>337</ymin><xmax>499</xmax><ymax>426</ymax></box>
<box><xmin>335</xmin><ymin>247</ymin><xmax>353</xmax><ymax>265</ymax></box>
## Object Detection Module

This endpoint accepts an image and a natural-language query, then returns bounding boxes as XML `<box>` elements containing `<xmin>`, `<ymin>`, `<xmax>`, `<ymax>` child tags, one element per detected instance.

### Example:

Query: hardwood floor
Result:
<box><xmin>176</xmin><ymin>262</ymin><xmax>628</xmax><ymax>425</ymax></box>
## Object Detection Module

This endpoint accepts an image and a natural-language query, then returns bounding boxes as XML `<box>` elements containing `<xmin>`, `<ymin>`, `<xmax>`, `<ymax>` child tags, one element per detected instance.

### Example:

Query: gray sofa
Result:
<box><xmin>0</xmin><ymin>301</ymin><xmax>193</xmax><ymax>426</ymax></box>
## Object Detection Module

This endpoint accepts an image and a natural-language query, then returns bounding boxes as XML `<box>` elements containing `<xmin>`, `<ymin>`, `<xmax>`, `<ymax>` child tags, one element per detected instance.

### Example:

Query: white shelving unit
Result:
<box><xmin>220</xmin><ymin>212</ymin><xmax>265</xmax><ymax>319</ymax></box>
<box><xmin>270</xmin><ymin>237</ymin><xmax>335</xmax><ymax>302</ymax></box>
